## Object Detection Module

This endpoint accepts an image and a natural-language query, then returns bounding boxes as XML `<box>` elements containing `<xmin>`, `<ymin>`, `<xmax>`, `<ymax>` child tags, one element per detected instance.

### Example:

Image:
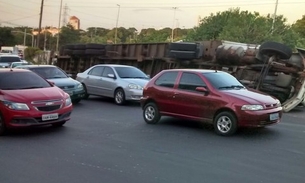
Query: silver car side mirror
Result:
<box><xmin>108</xmin><ymin>74</ymin><xmax>115</xmax><ymax>78</ymax></box>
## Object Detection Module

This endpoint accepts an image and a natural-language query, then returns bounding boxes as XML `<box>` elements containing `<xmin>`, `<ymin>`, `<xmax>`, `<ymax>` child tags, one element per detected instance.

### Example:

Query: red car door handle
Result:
<box><xmin>173</xmin><ymin>93</ymin><xmax>179</xmax><ymax>98</ymax></box>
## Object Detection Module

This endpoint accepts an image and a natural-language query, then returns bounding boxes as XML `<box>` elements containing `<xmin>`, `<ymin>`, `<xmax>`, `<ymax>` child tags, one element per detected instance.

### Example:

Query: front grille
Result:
<box><xmin>36</xmin><ymin>105</ymin><xmax>61</xmax><ymax>112</ymax></box>
<box><xmin>59</xmin><ymin>85</ymin><xmax>74</xmax><ymax>89</ymax></box>
<box><xmin>264</xmin><ymin>103</ymin><xmax>278</xmax><ymax>109</ymax></box>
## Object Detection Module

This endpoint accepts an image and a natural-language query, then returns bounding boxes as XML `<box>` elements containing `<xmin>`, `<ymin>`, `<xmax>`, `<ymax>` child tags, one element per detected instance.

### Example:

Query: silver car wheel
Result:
<box><xmin>145</xmin><ymin>106</ymin><xmax>155</xmax><ymax>121</ymax></box>
<box><xmin>216</xmin><ymin>116</ymin><xmax>232</xmax><ymax>133</ymax></box>
<box><xmin>115</xmin><ymin>90</ymin><xmax>124</xmax><ymax>104</ymax></box>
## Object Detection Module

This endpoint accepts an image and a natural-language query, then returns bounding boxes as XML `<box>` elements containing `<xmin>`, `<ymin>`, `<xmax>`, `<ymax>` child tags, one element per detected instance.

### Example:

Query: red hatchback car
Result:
<box><xmin>0</xmin><ymin>69</ymin><xmax>73</xmax><ymax>135</ymax></box>
<box><xmin>141</xmin><ymin>69</ymin><xmax>283</xmax><ymax>136</ymax></box>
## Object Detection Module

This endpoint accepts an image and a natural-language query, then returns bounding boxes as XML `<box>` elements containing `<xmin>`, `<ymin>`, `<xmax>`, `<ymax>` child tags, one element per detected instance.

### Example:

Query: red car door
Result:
<box><xmin>153</xmin><ymin>71</ymin><xmax>179</xmax><ymax>114</ymax></box>
<box><xmin>171</xmin><ymin>72</ymin><xmax>214</xmax><ymax>120</ymax></box>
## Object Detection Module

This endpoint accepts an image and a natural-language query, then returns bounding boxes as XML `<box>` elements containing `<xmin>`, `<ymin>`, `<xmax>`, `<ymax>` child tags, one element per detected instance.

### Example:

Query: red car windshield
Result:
<box><xmin>203</xmin><ymin>72</ymin><xmax>245</xmax><ymax>90</ymax></box>
<box><xmin>0</xmin><ymin>71</ymin><xmax>51</xmax><ymax>90</ymax></box>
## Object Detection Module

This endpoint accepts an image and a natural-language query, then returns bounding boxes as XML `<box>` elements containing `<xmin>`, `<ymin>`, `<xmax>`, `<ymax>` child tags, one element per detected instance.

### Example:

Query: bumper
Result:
<box><xmin>4</xmin><ymin>105</ymin><xmax>73</xmax><ymax>128</ymax></box>
<box><xmin>65</xmin><ymin>89</ymin><xmax>86</xmax><ymax>100</ymax></box>
<box><xmin>125</xmin><ymin>89</ymin><xmax>143</xmax><ymax>101</ymax></box>
<box><xmin>237</xmin><ymin>107</ymin><xmax>283</xmax><ymax>127</ymax></box>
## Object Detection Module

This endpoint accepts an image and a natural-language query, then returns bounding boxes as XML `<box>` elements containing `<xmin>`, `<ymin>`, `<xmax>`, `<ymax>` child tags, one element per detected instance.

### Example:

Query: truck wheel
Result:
<box><xmin>143</xmin><ymin>102</ymin><xmax>161</xmax><ymax>124</ymax></box>
<box><xmin>85</xmin><ymin>49</ymin><xmax>106</xmax><ymax>55</ymax></box>
<box><xmin>259</xmin><ymin>41</ymin><xmax>292</xmax><ymax>59</ymax></box>
<box><xmin>169</xmin><ymin>42</ymin><xmax>198</xmax><ymax>51</ymax></box>
<box><xmin>214</xmin><ymin>111</ymin><xmax>237</xmax><ymax>136</ymax></box>
<box><xmin>86</xmin><ymin>43</ymin><xmax>106</xmax><ymax>49</ymax></box>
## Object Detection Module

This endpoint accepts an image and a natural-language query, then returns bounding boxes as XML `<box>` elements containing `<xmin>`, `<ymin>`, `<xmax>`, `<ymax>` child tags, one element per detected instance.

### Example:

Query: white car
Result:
<box><xmin>76</xmin><ymin>64</ymin><xmax>150</xmax><ymax>105</ymax></box>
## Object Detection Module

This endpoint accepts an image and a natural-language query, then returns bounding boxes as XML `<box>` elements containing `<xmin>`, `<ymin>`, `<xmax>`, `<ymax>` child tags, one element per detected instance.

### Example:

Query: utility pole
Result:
<box><xmin>37</xmin><ymin>0</ymin><xmax>44</xmax><ymax>49</ymax></box>
<box><xmin>56</xmin><ymin>0</ymin><xmax>63</xmax><ymax>52</ymax></box>
<box><xmin>44</xmin><ymin>27</ymin><xmax>47</xmax><ymax>51</ymax></box>
<box><xmin>271</xmin><ymin>0</ymin><xmax>279</xmax><ymax>34</ymax></box>
<box><xmin>171</xmin><ymin>7</ymin><xmax>177</xmax><ymax>42</ymax></box>
<box><xmin>23</xmin><ymin>28</ymin><xmax>27</xmax><ymax>46</ymax></box>
<box><xmin>62</xmin><ymin>4</ymin><xmax>68</xmax><ymax>26</ymax></box>
<box><xmin>115</xmin><ymin>4</ymin><xmax>120</xmax><ymax>44</ymax></box>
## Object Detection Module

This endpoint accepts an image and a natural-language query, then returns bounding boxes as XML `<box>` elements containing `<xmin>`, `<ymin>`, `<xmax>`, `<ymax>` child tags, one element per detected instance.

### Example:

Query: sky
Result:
<box><xmin>0</xmin><ymin>0</ymin><xmax>304</xmax><ymax>31</ymax></box>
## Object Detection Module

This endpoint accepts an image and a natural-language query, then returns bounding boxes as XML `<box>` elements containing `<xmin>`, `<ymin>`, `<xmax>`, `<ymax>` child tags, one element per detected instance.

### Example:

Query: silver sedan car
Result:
<box><xmin>76</xmin><ymin>64</ymin><xmax>150</xmax><ymax>105</ymax></box>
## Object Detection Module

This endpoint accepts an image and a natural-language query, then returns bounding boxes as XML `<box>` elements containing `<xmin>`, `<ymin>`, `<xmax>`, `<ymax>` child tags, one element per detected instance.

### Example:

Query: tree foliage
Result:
<box><xmin>1</xmin><ymin>9</ymin><xmax>304</xmax><ymax>52</ymax></box>
<box><xmin>186</xmin><ymin>8</ymin><xmax>302</xmax><ymax>49</ymax></box>
<box><xmin>0</xmin><ymin>27</ymin><xmax>15</xmax><ymax>47</ymax></box>
<box><xmin>292</xmin><ymin>15</ymin><xmax>305</xmax><ymax>48</ymax></box>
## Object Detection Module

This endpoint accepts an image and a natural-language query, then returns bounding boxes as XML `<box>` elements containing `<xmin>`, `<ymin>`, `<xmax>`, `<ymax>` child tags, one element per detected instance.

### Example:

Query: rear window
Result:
<box><xmin>0</xmin><ymin>56</ymin><xmax>21</xmax><ymax>63</ymax></box>
<box><xmin>0</xmin><ymin>71</ymin><xmax>51</xmax><ymax>90</ymax></box>
<box><xmin>155</xmin><ymin>71</ymin><xmax>178</xmax><ymax>88</ymax></box>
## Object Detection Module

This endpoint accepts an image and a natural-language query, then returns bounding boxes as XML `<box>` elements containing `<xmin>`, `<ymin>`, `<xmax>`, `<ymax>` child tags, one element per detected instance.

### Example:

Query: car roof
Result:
<box><xmin>94</xmin><ymin>64</ymin><xmax>135</xmax><ymax>68</ymax></box>
<box><xmin>0</xmin><ymin>55</ymin><xmax>20</xmax><ymax>58</ymax></box>
<box><xmin>0</xmin><ymin>68</ymin><xmax>31</xmax><ymax>73</ymax></box>
<box><xmin>16</xmin><ymin>64</ymin><xmax>56</xmax><ymax>68</ymax></box>
<box><xmin>163</xmin><ymin>69</ymin><xmax>225</xmax><ymax>74</ymax></box>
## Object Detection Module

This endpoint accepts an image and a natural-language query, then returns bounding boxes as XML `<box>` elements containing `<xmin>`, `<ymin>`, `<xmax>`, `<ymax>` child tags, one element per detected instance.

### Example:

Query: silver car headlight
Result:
<box><xmin>128</xmin><ymin>83</ymin><xmax>143</xmax><ymax>90</ymax></box>
<box><xmin>241</xmin><ymin>104</ymin><xmax>264</xmax><ymax>111</ymax></box>
<box><xmin>65</xmin><ymin>97</ymin><xmax>72</xmax><ymax>106</ymax></box>
<box><xmin>76</xmin><ymin>83</ymin><xmax>83</xmax><ymax>89</ymax></box>
<box><xmin>2</xmin><ymin>101</ymin><xmax>30</xmax><ymax>110</ymax></box>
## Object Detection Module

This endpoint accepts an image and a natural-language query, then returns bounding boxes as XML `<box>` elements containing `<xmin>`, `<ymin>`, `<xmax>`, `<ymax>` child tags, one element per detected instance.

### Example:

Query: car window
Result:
<box><xmin>30</xmin><ymin>67</ymin><xmax>68</xmax><ymax>79</ymax></box>
<box><xmin>102</xmin><ymin>67</ymin><xmax>114</xmax><ymax>77</ymax></box>
<box><xmin>155</xmin><ymin>71</ymin><xmax>178</xmax><ymax>88</ymax></box>
<box><xmin>0</xmin><ymin>56</ymin><xmax>21</xmax><ymax>63</ymax></box>
<box><xmin>114</xmin><ymin>67</ymin><xmax>148</xmax><ymax>79</ymax></box>
<box><xmin>0</xmin><ymin>71</ymin><xmax>51</xmax><ymax>90</ymax></box>
<box><xmin>89</xmin><ymin>66</ymin><xmax>104</xmax><ymax>76</ymax></box>
<box><xmin>178</xmin><ymin>72</ymin><xmax>206</xmax><ymax>92</ymax></box>
<box><xmin>203</xmin><ymin>72</ymin><xmax>245</xmax><ymax>90</ymax></box>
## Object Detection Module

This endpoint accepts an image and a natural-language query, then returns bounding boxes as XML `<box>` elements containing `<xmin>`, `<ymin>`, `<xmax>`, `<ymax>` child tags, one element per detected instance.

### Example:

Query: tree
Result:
<box><xmin>186</xmin><ymin>8</ymin><xmax>300</xmax><ymax>49</ymax></box>
<box><xmin>0</xmin><ymin>27</ymin><xmax>15</xmax><ymax>47</ymax></box>
<box><xmin>292</xmin><ymin>15</ymin><xmax>305</xmax><ymax>48</ymax></box>
<box><xmin>59</xmin><ymin>24</ymin><xmax>81</xmax><ymax>47</ymax></box>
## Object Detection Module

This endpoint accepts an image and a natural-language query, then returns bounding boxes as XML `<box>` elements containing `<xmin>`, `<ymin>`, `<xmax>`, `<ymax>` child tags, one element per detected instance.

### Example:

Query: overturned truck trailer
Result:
<box><xmin>56</xmin><ymin>40</ymin><xmax>305</xmax><ymax>112</ymax></box>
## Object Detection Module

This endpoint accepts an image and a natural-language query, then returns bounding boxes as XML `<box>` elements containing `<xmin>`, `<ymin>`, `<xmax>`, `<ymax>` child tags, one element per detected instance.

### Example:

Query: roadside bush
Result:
<box><xmin>24</xmin><ymin>47</ymin><xmax>42</xmax><ymax>62</ymax></box>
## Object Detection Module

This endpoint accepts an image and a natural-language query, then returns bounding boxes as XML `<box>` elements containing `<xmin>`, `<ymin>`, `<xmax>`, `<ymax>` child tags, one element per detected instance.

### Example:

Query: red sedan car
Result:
<box><xmin>141</xmin><ymin>69</ymin><xmax>282</xmax><ymax>136</ymax></box>
<box><xmin>0</xmin><ymin>69</ymin><xmax>73</xmax><ymax>135</ymax></box>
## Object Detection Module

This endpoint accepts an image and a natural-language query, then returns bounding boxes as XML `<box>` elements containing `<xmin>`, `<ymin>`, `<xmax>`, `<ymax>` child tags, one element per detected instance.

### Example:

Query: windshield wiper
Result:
<box><xmin>218</xmin><ymin>85</ymin><xmax>245</xmax><ymax>90</ymax></box>
<box><xmin>19</xmin><ymin>86</ymin><xmax>44</xmax><ymax>89</ymax></box>
<box><xmin>49</xmin><ymin>76</ymin><xmax>66</xmax><ymax>79</ymax></box>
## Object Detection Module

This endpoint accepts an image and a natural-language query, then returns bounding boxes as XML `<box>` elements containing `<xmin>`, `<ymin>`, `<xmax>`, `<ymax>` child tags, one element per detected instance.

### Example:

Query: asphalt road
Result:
<box><xmin>1</xmin><ymin>96</ymin><xmax>304</xmax><ymax>183</ymax></box>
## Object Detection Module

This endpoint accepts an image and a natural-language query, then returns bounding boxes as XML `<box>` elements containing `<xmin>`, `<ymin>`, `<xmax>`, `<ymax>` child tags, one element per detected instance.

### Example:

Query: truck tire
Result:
<box><xmin>74</xmin><ymin>44</ymin><xmax>86</xmax><ymax>50</ymax></box>
<box><xmin>72</xmin><ymin>50</ymin><xmax>86</xmax><ymax>55</ymax></box>
<box><xmin>258</xmin><ymin>41</ymin><xmax>292</xmax><ymax>59</ymax></box>
<box><xmin>64</xmin><ymin>44</ymin><xmax>75</xmax><ymax>49</ymax></box>
<box><xmin>168</xmin><ymin>50</ymin><xmax>197</xmax><ymax>59</ymax></box>
<box><xmin>86</xmin><ymin>43</ymin><xmax>106</xmax><ymax>49</ymax></box>
<box><xmin>169</xmin><ymin>42</ymin><xmax>198</xmax><ymax>51</ymax></box>
<box><xmin>63</xmin><ymin>49</ymin><xmax>73</xmax><ymax>55</ymax></box>
<box><xmin>85</xmin><ymin>49</ymin><xmax>106</xmax><ymax>55</ymax></box>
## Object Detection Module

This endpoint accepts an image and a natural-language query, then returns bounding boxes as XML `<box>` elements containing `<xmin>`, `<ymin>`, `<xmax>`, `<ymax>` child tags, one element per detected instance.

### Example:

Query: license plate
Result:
<box><xmin>269</xmin><ymin>113</ymin><xmax>279</xmax><ymax>121</ymax></box>
<box><xmin>42</xmin><ymin>113</ymin><xmax>58</xmax><ymax>121</ymax></box>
